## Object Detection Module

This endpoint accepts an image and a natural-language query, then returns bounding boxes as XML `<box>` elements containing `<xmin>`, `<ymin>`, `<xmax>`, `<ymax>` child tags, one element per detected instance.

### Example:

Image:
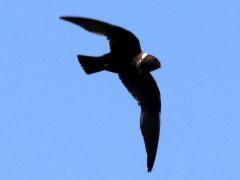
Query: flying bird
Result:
<box><xmin>60</xmin><ymin>16</ymin><xmax>161</xmax><ymax>172</ymax></box>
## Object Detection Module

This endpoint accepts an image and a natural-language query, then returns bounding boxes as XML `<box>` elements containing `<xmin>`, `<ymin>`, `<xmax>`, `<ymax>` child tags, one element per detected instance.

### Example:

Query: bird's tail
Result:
<box><xmin>77</xmin><ymin>55</ymin><xmax>105</xmax><ymax>74</ymax></box>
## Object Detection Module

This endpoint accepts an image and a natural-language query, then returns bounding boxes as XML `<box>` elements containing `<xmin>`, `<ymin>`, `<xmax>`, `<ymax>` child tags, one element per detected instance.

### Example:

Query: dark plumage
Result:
<box><xmin>60</xmin><ymin>16</ymin><xmax>161</xmax><ymax>172</ymax></box>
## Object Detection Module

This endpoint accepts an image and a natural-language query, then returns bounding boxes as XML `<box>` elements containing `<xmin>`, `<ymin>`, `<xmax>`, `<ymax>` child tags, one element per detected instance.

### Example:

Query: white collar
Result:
<box><xmin>132</xmin><ymin>52</ymin><xmax>149</xmax><ymax>67</ymax></box>
<box><xmin>141</xmin><ymin>53</ymin><xmax>148</xmax><ymax>59</ymax></box>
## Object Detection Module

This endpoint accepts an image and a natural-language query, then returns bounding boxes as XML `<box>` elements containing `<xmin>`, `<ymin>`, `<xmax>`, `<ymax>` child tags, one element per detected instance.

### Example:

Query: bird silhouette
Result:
<box><xmin>60</xmin><ymin>16</ymin><xmax>161</xmax><ymax>172</ymax></box>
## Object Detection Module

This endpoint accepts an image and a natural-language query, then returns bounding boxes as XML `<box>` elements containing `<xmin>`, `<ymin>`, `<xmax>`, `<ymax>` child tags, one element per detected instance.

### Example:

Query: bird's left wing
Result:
<box><xmin>60</xmin><ymin>16</ymin><xmax>142</xmax><ymax>57</ymax></box>
<box><xmin>118</xmin><ymin>72</ymin><xmax>161</xmax><ymax>172</ymax></box>
<box><xmin>60</xmin><ymin>16</ymin><xmax>116</xmax><ymax>37</ymax></box>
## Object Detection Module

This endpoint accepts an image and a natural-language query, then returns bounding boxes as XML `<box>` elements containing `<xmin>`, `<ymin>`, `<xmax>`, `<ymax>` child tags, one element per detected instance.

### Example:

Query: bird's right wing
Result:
<box><xmin>119</xmin><ymin>72</ymin><xmax>161</xmax><ymax>172</ymax></box>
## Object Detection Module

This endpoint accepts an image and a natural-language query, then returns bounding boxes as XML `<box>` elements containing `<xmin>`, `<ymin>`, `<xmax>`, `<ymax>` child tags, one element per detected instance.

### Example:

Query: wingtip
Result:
<box><xmin>59</xmin><ymin>16</ymin><xmax>84</xmax><ymax>25</ymax></box>
<box><xmin>59</xmin><ymin>16</ymin><xmax>81</xmax><ymax>26</ymax></box>
<box><xmin>59</xmin><ymin>16</ymin><xmax>71</xmax><ymax>21</ymax></box>
<box><xmin>147</xmin><ymin>166</ymin><xmax>153</xmax><ymax>173</ymax></box>
<box><xmin>146</xmin><ymin>145</ymin><xmax>158</xmax><ymax>173</ymax></box>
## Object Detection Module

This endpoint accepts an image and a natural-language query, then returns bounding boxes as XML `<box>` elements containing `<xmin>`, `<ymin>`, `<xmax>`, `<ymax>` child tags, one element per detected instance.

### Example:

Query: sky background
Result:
<box><xmin>1</xmin><ymin>0</ymin><xmax>240</xmax><ymax>179</ymax></box>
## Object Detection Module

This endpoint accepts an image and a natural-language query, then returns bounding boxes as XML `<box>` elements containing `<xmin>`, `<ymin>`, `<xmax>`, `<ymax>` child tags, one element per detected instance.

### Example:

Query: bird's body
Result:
<box><xmin>60</xmin><ymin>16</ymin><xmax>161</xmax><ymax>172</ymax></box>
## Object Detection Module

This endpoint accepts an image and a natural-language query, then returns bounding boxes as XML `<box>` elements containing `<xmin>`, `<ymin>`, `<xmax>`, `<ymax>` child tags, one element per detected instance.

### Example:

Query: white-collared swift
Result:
<box><xmin>60</xmin><ymin>16</ymin><xmax>161</xmax><ymax>172</ymax></box>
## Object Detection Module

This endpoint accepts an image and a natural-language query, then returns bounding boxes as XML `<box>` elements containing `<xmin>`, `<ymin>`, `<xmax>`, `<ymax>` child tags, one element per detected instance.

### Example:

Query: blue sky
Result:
<box><xmin>1</xmin><ymin>0</ymin><xmax>240</xmax><ymax>179</ymax></box>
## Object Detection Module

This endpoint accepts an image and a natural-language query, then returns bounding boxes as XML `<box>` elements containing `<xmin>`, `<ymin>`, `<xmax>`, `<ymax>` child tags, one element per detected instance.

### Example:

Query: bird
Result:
<box><xmin>60</xmin><ymin>16</ymin><xmax>161</xmax><ymax>172</ymax></box>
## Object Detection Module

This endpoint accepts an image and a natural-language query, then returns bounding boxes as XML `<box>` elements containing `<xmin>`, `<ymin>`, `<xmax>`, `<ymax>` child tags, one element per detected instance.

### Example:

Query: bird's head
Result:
<box><xmin>139</xmin><ymin>53</ymin><xmax>161</xmax><ymax>72</ymax></box>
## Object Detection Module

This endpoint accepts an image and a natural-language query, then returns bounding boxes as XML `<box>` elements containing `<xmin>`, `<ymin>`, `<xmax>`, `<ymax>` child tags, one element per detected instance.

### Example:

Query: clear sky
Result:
<box><xmin>1</xmin><ymin>0</ymin><xmax>240</xmax><ymax>179</ymax></box>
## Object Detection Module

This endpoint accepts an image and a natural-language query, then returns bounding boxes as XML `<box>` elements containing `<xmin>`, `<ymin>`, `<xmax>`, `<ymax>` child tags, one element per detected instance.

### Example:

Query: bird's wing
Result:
<box><xmin>60</xmin><ymin>16</ymin><xmax>115</xmax><ymax>37</ymax></box>
<box><xmin>118</xmin><ymin>72</ymin><xmax>161</xmax><ymax>172</ymax></box>
<box><xmin>60</xmin><ymin>16</ymin><xmax>141</xmax><ymax>57</ymax></box>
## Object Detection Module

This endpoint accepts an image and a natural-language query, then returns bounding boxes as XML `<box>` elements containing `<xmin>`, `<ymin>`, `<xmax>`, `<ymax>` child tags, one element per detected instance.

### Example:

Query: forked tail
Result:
<box><xmin>77</xmin><ymin>55</ymin><xmax>105</xmax><ymax>74</ymax></box>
